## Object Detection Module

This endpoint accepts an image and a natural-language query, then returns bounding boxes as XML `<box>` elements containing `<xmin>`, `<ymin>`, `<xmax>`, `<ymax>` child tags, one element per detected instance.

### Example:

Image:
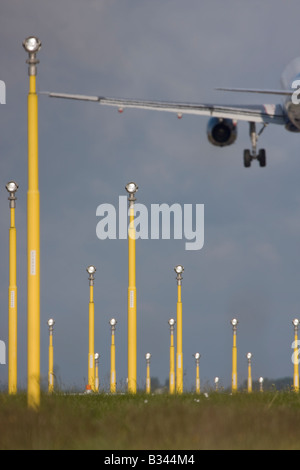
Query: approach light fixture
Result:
<box><xmin>86</xmin><ymin>265</ymin><xmax>96</xmax><ymax>275</ymax></box>
<box><xmin>22</xmin><ymin>36</ymin><xmax>42</xmax><ymax>53</ymax></box>
<box><xmin>47</xmin><ymin>318</ymin><xmax>55</xmax><ymax>329</ymax></box>
<box><xmin>6</xmin><ymin>181</ymin><xmax>19</xmax><ymax>194</ymax></box>
<box><xmin>259</xmin><ymin>376</ymin><xmax>264</xmax><ymax>392</ymax></box>
<box><xmin>125</xmin><ymin>182</ymin><xmax>138</xmax><ymax>194</ymax></box>
<box><xmin>174</xmin><ymin>265</ymin><xmax>184</xmax><ymax>275</ymax></box>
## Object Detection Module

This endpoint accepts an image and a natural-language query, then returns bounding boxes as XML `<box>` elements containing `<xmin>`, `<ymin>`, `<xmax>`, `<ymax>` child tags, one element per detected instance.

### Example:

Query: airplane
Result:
<box><xmin>41</xmin><ymin>57</ymin><xmax>300</xmax><ymax>168</ymax></box>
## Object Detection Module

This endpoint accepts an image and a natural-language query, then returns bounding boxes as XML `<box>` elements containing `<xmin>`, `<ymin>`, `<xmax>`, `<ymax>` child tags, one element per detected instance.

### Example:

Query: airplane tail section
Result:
<box><xmin>281</xmin><ymin>57</ymin><xmax>300</xmax><ymax>90</ymax></box>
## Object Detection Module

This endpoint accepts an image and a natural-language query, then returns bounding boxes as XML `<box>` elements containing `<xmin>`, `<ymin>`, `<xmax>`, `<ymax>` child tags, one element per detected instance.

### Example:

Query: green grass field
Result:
<box><xmin>1</xmin><ymin>391</ymin><xmax>300</xmax><ymax>450</ymax></box>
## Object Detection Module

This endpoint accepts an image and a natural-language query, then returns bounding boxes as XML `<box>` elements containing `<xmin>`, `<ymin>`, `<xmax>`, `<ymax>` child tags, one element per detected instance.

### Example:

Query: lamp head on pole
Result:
<box><xmin>125</xmin><ymin>182</ymin><xmax>138</xmax><ymax>205</ymax></box>
<box><xmin>231</xmin><ymin>318</ymin><xmax>238</xmax><ymax>331</ymax></box>
<box><xmin>23</xmin><ymin>36</ymin><xmax>41</xmax><ymax>75</ymax></box>
<box><xmin>193</xmin><ymin>352</ymin><xmax>201</xmax><ymax>363</ymax></box>
<box><xmin>6</xmin><ymin>181</ymin><xmax>18</xmax><ymax>208</ymax></box>
<box><xmin>174</xmin><ymin>265</ymin><xmax>184</xmax><ymax>284</ymax></box>
<box><xmin>246</xmin><ymin>352</ymin><xmax>252</xmax><ymax>361</ymax></box>
<box><xmin>168</xmin><ymin>318</ymin><xmax>176</xmax><ymax>330</ymax></box>
<box><xmin>109</xmin><ymin>318</ymin><xmax>117</xmax><ymax>331</ymax></box>
<box><xmin>47</xmin><ymin>318</ymin><xmax>55</xmax><ymax>333</ymax></box>
<box><xmin>292</xmin><ymin>318</ymin><xmax>299</xmax><ymax>332</ymax></box>
<box><xmin>145</xmin><ymin>353</ymin><xmax>151</xmax><ymax>362</ymax></box>
<box><xmin>86</xmin><ymin>265</ymin><xmax>96</xmax><ymax>284</ymax></box>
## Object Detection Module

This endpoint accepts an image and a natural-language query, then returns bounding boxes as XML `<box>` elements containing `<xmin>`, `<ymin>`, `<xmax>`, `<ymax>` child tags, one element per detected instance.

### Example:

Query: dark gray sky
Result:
<box><xmin>1</xmin><ymin>0</ymin><xmax>300</xmax><ymax>391</ymax></box>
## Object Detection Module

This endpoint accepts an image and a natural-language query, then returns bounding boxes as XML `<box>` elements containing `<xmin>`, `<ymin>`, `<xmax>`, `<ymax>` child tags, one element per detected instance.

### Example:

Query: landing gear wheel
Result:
<box><xmin>243</xmin><ymin>149</ymin><xmax>252</xmax><ymax>168</ymax></box>
<box><xmin>258</xmin><ymin>149</ymin><xmax>266</xmax><ymax>167</ymax></box>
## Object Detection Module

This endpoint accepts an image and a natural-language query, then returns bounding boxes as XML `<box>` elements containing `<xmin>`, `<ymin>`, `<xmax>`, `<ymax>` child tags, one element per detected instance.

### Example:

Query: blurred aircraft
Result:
<box><xmin>42</xmin><ymin>58</ymin><xmax>300</xmax><ymax>168</ymax></box>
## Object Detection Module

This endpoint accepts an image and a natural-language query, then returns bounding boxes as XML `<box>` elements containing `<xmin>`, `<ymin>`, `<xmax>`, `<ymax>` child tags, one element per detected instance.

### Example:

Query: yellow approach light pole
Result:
<box><xmin>246</xmin><ymin>352</ymin><xmax>252</xmax><ymax>393</ymax></box>
<box><xmin>214</xmin><ymin>377</ymin><xmax>219</xmax><ymax>392</ymax></box>
<box><xmin>193</xmin><ymin>353</ymin><xmax>201</xmax><ymax>394</ymax></box>
<box><xmin>292</xmin><ymin>319</ymin><xmax>299</xmax><ymax>392</ymax></box>
<box><xmin>174</xmin><ymin>265</ymin><xmax>184</xmax><ymax>394</ymax></box>
<box><xmin>168</xmin><ymin>318</ymin><xmax>176</xmax><ymax>394</ymax></box>
<box><xmin>126</xmin><ymin>182</ymin><xmax>138</xmax><ymax>394</ymax></box>
<box><xmin>87</xmin><ymin>266</ymin><xmax>96</xmax><ymax>392</ymax></box>
<box><xmin>47</xmin><ymin>319</ymin><xmax>55</xmax><ymax>393</ymax></box>
<box><xmin>23</xmin><ymin>36</ymin><xmax>42</xmax><ymax>409</ymax></box>
<box><xmin>109</xmin><ymin>318</ymin><xmax>117</xmax><ymax>393</ymax></box>
<box><xmin>145</xmin><ymin>353</ymin><xmax>151</xmax><ymax>394</ymax></box>
<box><xmin>6</xmin><ymin>181</ymin><xmax>19</xmax><ymax>394</ymax></box>
<box><xmin>231</xmin><ymin>318</ymin><xmax>238</xmax><ymax>393</ymax></box>
<box><xmin>94</xmin><ymin>353</ymin><xmax>100</xmax><ymax>392</ymax></box>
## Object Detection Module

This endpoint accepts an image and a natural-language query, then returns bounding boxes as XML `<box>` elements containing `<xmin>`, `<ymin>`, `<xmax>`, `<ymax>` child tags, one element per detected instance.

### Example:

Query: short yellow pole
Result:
<box><xmin>246</xmin><ymin>352</ymin><xmax>252</xmax><ymax>393</ymax></box>
<box><xmin>174</xmin><ymin>265</ymin><xmax>184</xmax><ymax>394</ymax></box>
<box><xmin>231</xmin><ymin>318</ymin><xmax>238</xmax><ymax>393</ymax></box>
<box><xmin>94</xmin><ymin>353</ymin><xmax>100</xmax><ymax>392</ymax></box>
<box><xmin>6</xmin><ymin>182</ymin><xmax>18</xmax><ymax>395</ymax></box>
<box><xmin>23</xmin><ymin>36</ymin><xmax>42</xmax><ymax>410</ymax></box>
<box><xmin>193</xmin><ymin>353</ymin><xmax>201</xmax><ymax>394</ymax></box>
<box><xmin>168</xmin><ymin>318</ymin><xmax>176</xmax><ymax>394</ymax></box>
<box><xmin>87</xmin><ymin>266</ymin><xmax>96</xmax><ymax>392</ymax></box>
<box><xmin>47</xmin><ymin>319</ymin><xmax>55</xmax><ymax>393</ymax></box>
<box><xmin>110</xmin><ymin>319</ymin><xmax>117</xmax><ymax>393</ymax></box>
<box><xmin>126</xmin><ymin>182</ymin><xmax>138</xmax><ymax>394</ymax></box>
<box><xmin>292</xmin><ymin>319</ymin><xmax>299</xmax><ymax>392</ymax></box>
<box><xmin>145</xmin><ymin>353</ymin><xmax>151</xmax><ymax>394</ymax></box>
<box><xmin>214</xmin><ymin>377</ymin><xmax>219</xmax><ymax>391</ymax></box>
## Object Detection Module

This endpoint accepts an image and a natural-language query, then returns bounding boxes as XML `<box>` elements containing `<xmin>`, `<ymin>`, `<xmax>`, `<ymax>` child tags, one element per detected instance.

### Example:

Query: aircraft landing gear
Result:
<box><xmin>243</xmin><ymin>122</ymin><xmax>267</xmax><ymax>167</ymax></box>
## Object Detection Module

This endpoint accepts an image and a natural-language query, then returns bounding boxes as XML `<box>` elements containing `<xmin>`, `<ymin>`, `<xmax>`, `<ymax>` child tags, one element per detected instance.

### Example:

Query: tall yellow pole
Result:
<box><xmin>87</xmin><ymin>266</ymin><xmax>96</xmax><ymax>392</ymax></box>
<box><xmin>246</xmin><ymin>352</ymin><xmax>252</xmax><ymax>393</ymax></box>
<box><xmin>174</xmin><ymin>265</ymin><xmax>184</xmax><ymax>394</ymax></box>
<box><xmin>231</xmin><ymin>318</ymin><xmax>238</xmax><ymax>393</ymax></box>
<box><xmin>23</xmin><ymin>36</ymin><xmax>42</xmax><ymax>410</ymax></box>
<box><xmin>145</xmin><ymin>353</ymin><xmax>151</xmax><ymax>394</ymax></box>
<box><xmin>292</xmin><ymin>319</ymin><xmax>299</xmax><ymax>392</ymax></box>
<box><xmin>126</xmin><ymin>182</ymin><xmax>138</xmax><ymax>394</ymax></box>
<box><xmin>94</xmin><ymin>353</ymin><xmax>100</xmax><ymax>392</ymax></box>
<box><xmin>6</xmin><ymin>181</ymin><xmax>18</xmax><ymax>394</ymax></box>
<box><xmin>47</xmin><ymin>319</ymin><xmax>55</xmax><ymax>393</ymax></box>
<box><xmin>110</xmin><ymin>318</ymin><xmax>117</xmax><ymax>393</ymax></box>
<box><xmin>193</xmin><ymin>353</ymin><xmax>201</xmax><ymax>394</ymax></box>
<box><xmin>168</xmin><ymin>318</ymin><xmax>175</xmax><ymax>394</ymax></box>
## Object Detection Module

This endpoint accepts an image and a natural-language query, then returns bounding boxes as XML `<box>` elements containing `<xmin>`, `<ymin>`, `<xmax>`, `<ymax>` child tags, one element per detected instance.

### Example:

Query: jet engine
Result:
<box><xmin>207</xmin><ymin>117</ymin><xmax>237</xmax><ymax>147</ymax></box>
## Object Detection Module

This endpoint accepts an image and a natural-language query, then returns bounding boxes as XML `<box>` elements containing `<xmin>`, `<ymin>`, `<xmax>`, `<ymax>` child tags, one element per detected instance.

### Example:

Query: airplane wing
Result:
<box><xmin>215</xmin><ymin>87</ymin><xmax>293</xmax><ymax>96</ymax></box>
<box><xmin>41</xmin><ymin>91</ymin><xmax>287</xmax><ymax>126</ymax></box>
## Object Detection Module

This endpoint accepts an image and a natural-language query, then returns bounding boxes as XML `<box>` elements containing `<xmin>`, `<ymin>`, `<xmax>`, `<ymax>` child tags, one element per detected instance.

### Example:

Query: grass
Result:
<box><xmin>1</xmin><ymin>390</ymin><xmax>300</xmax><ymax>449</ymax></box>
